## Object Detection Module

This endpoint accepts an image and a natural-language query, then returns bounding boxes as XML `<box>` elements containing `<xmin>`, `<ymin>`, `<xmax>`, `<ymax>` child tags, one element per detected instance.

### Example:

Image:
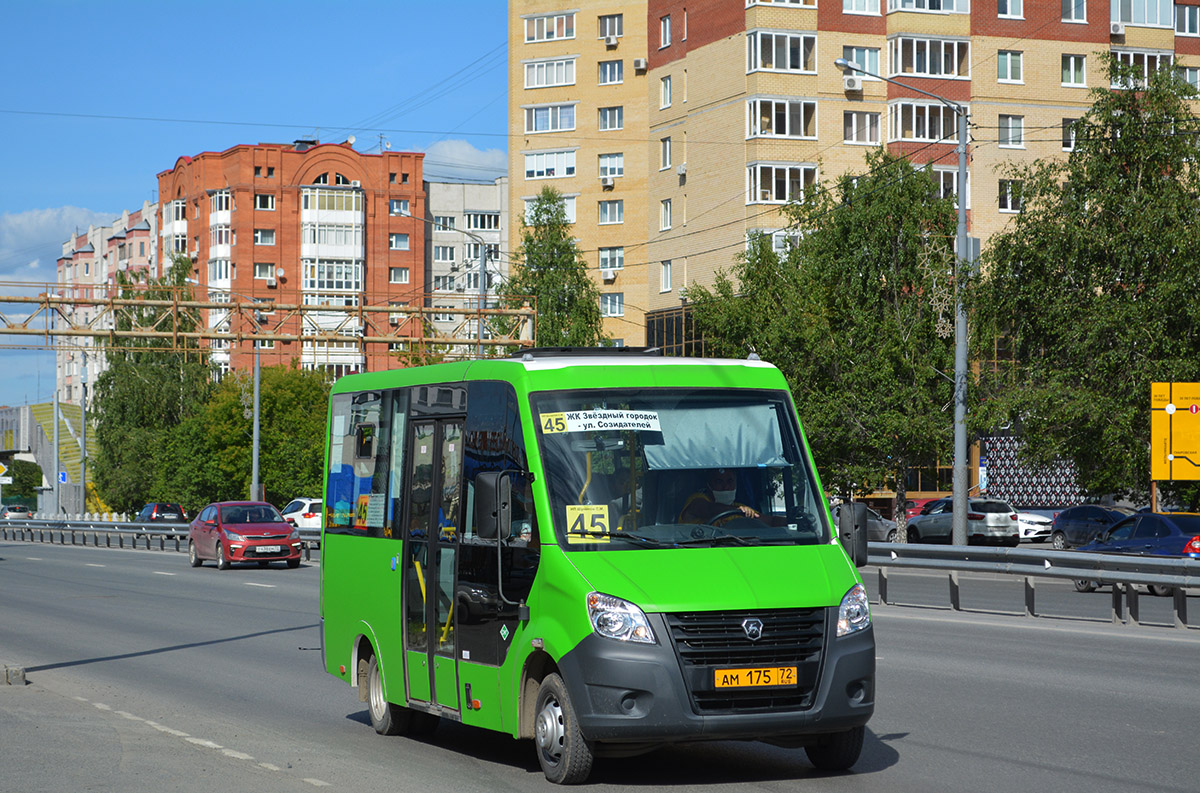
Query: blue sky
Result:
<box><xmin>0</xmin><ymin>0</ymin><xmax>509</xmax><ymax>407</ymax></box>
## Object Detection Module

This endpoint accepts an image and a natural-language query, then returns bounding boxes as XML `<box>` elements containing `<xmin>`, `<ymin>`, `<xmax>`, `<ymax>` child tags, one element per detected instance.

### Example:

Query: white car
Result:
<box><xmin>1017</xmin><ymin>511</ymin><xmax>1053</xmax><ymax>542</ymax></box>
<box><xmin>280</xmin><ymin>497</ymin><xmax>322</xmax><ymax>530</ymax></box>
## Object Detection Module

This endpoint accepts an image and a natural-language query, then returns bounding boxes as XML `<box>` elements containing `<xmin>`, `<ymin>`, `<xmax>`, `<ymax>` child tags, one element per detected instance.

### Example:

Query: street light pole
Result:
<box><xmin>834</xmin><ymin>58</ymin><xmax>971</xmax><ymax>545</ymax></box>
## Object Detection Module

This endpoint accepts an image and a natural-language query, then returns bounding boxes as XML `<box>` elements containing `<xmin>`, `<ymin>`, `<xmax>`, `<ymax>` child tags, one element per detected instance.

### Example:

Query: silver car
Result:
<box><xmin>910</xmin><ymin>498</ymin><xmax>1020</xmax><ymax>546</ymax></box>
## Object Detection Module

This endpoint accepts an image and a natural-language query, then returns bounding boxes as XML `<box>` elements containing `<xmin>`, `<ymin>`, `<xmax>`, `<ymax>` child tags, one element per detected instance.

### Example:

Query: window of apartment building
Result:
<box><xmin>389</xmin><ymin>233</ymin><xmax>410</xmax><ymax>250</ymax></box>
<box><xmin>889</xmin><ymin>102</ymin><xmax>961</xmax><ymax>142</ymax></box>
<box><xmin>252</xmin><ymin>228</ymin><xmax>275</xmax><ymax>246</ymax></box>
<box><xmin>660</xmin><ymin>137</ymin><xmax>672</xmax><ymax>169</ymax></box>
<box><xmin>432</xmin><ymin>305</ymin><xmax>457</xmax><ymax>322</ymax></box>
<box><xmin>525</xmin><ymin>12</ymin><xmax>575</xmax><ymax>42</ymax></box>
<box><xmin>1113</xmin><ymin>0</ymin><xmax>1172</xmax><ymax>27</ymax></box>
<box><xmin>434</xmin><ymin>246</ymin><xmax>455</xmax><ymax>263</ymax></box>
<box><xmin>599</xmin><ymin>60</ymin><xmax>623</xmax><ymax>85</ymax></box>
<box><xmin>998</xmin><ymin>180</ymin><xmax>1023</xmax><ymax>213</ymax></box>
<box><xmin>998</xmin><ymin>0</ymin><xmax>1022</xmax><ymax>17</ymax></box>
<box><xmin>661</xmin><ymin>260</ymin><xmax>673</xmax><ymax>292</ymax></box>
<box><xmin>844</xmin><ymin>0</ymin><xmax>879</xmax><ymax>11</ymax></box>
<box><xmin>524</xmin><ymin>196</ymin><xmax>577</xmax><ymax>223</ymax></box>
<box><xmin>1063</xmin><ymin>0</ymin><xmax>1086</xmax><ymax>22</ymax></box>
<box><xmin>660</xmin><ymin>15</ymin><xmax>671</xmax><ymax>48</ymax></box>
<box><xmin>301</xmin><ymin>188</ymin><xmax>363</xmax><ymax>212</ymax></box>
<box><xmin>433</xmin><ymin>215</ymin><xmax>455</xmax><ymax>231</ymax></box>
<box><xmin>389</xmin><ymin>267</ymin><xmax>410</xmax><ymax>284</ymax></box>
<box><xmin>526</xmin><ymin>149</ymin><xmax>577</xmax><ymax>179</ymax></box>
<box><xmin>139</xmin><ymin>241</ymin><xmax>145</xmax><ymax>257</ymax></box>
<box><xmin>255</xmin><ymin>166</ymin><xmax>262</xmax><ymax>178</ymax></box>
<box><xmin>211</xmin><ymin>190</ymin><xmax>231</xmax><ymax>212</ymax></box>
<box><xmin>1062</xmin><ymin>118</ymin><xmax>1080</xmax><ymax>150</ymax></box>
<box><xmin>255</xmin><ymin>339</ymin><xmax>275</xmax><ymax>350</ymax></box>
<box><xmin>302</xmin><ymin>260</ymin><xmax>363</xmax><ymax>291</ymax></box>
<box><xmin>599</xmin><ymin>246</ymin><xmax>624</xmax><ymax>270</ymax></box>
<box><xmin>997</xmin><ymin>51</ymin><xmax>1023</xmax><ymax>83</ymax></box>
<box><xmin>526</xmin><ymin>57</ymin><xmax>577</xmax><ymax>89</ymax></box>
<box><xmin>842</xmin><ymin>46</ymin><xmax>880</xmax><ymax>77</ymax></box>
<box><xmin>887</xmin><ymin>0</ymin><xmax>964</xmax><ymax>11</ymax></box>
<box><xmin>661</xmin><ymin>75</ymin><xmax>673</xmax><ymax>107</ymax></box>
<box><xmin>843</xmin><ymin>111</ymin><xmax>881</xmax><ymax>144</ymax></box>
<box><xmin>1178</xmin><ymin>4</ymin><xmax>1200</xmax><ymax>34</ymax></box>
<box><xmin>433</xmin><ymin>275</ymin><xmax>456</xmax><ymax>291</ymax></box>
<box><xmin>208</xmin><ymin>259</ymin><xmax>232</xmax><ymax>281</ymax></box>
<box><xmin>255</xmin><ymin>194</ymin><xmax>275</xmax><ymax>211</ymax></box>
<box><xmin>389</xmin><ymin>199</ymin><xmax>410</xmax><ymax>216</ymax></box>
<box><xmin>1111</xmin><ymin>51</ymin><xmax>1173</xmax><ymax>88</ymax></box>
<box><xmin>598</xmin><ymin>200</ymin><xmax>624</xmax><ymax>224</ymax></box>
<box><xmin>600</xmin><ymin>14</ymin><xmax>623</xmax><ymax>38</ymax></box>
<box><xmin>525</xmin><ymin>103</ymin><xmax>576</xmax><ymax>133</ymax></box>
<box><xmin>748</xmin><ymin>163</ymin><xmax>817</xmax><ymax>204</ymax></box>
<box><xmin>932</xmin><ymin>168</ymin><xmax>970</xmax><ymax>209</ymax></box>
<box><xmin>267</xmin><ymin>167</ymin><xmax>275</xmax><ymax>178</ymax></box>
<box><xmin>660</xmin><ymin>199</ymin><xmax>672</xmax><ymax>231</ymax></box>
<box><xmin>754</xmin><ymin>0</ymin><xmax>817</xmax><ymax>6</ymax></box>
<box><xmin>253</xmin><ymin>262</ymin><xmax>274</xmax><ymax>279</ymax></box>
<box><xmin>302</xmin><ymin>223</ymin><xmax>363</xmax><ymax>247</ymax></box>
<box><xmin>998</xmin><ymin>115</ymin><xmax>1024</xmax><ymax>148</ymax></box>
<box><xmin>599</xmin><ymin>152</ymin><xmax>624</xmax><ymax>177</ymax></box>
<box><xmin>465</xmin><ymin>243</ymin><xmax>501</xmax><ymax>263</ymax></box>
<box><xmin>211</xmin><ymin>225</ymin><xmax>232</xmax><ymax>247</ymax></box>
<box><xmin>171</xmin><ymin>235</ymin><xmax>187</xmax><ymax>254</ymax></box>
<box><xmin>601</xmin><ymin>293</ymin><xmax>625</xmax><ymax>317</ymax></box>
<box><xmin>465</xmin><ymin>213</ymin><xmax>500</xmax><ymax>231</ymax></box>
<box><xmin>749</xmin><ymin>98</ymin><xmax>817</xmax><ymax>138</ymax></box>
<box><xmin>598</xmin><ymin>106</ymin><xmax>624</xmax><ymax>131</ymax></box>
<box><xmin>1062</xmin><ymin>54</ymin><xmax>1087</xmax><ymax>86</ymax></box>
<box><xmin>1178</xmin><ymin>66</ymin><xmax>1200</xmax><ymax>88</ymax></box>
<box><xmin>253</xmin><ymin>296</ymin><xmax>275</xmax><ymax>316</ymax></box>
<box><xmin>747</xmin><ymin>31</ymin><xmax>817</xmax><ymax>73</ymax></box>
<box><xmin>889</xmin><ymin>37</ymin><xmax>970</xmax><ymax>79</ymax></box>
<box><xmin>171</xmin><ymin>201</ymin><xmax>187</xmax><ymax>222</ymax></box>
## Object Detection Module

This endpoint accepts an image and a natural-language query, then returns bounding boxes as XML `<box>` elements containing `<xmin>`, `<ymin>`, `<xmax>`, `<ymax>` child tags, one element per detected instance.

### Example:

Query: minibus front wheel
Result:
<box><xmin>534</xmin><ymin>673</ymin><xmax>595</xmax><ymax>784</ymax></box>
<box><xmin>804</xmin><ymin>725</ymin><xmax>865</xmax><ymax>771</ymax></box>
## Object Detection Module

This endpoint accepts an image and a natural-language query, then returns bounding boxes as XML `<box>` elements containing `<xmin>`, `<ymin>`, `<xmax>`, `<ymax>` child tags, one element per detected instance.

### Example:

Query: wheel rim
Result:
<box><xmin>217</xmin><ymin>544</ymin><xmax>225</xmax><ymax>567</ymax></box>
<box><xmin>188</xmin><ymin>542</ymin><xmax>196</xmax><ymax>564</ymax></box>
<box><xmin>368</xmin><ymin>660</ymin><xmax>386</xmax><ymax>722</ymax></box>
<box><xmin>535</xmin><ymin>695</ymin><xmax>565</xmax><ymax>766</ymax></box>
<box><xmin>1052</xmin><ymin>534</ymin><xmax>1066</xmax><ymax>550</ymax></box>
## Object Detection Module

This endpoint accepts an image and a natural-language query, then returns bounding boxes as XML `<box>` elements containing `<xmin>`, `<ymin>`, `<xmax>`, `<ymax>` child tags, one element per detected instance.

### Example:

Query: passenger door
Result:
<box><xmin>402</xmin><ymin>419</ymin><xmax>464</xmax><ymax>713</ymax></box>
<box><xmin>920</xmin><ymin>500</ymin><xmax>952</xmax><ymax>540</ymax></box>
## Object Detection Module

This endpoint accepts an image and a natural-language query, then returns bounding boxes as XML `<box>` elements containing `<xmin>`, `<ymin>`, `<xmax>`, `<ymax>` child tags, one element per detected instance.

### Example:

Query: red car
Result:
<box><xmin>188</xmin><ymin>501</ymin><xmax>302</xmax><ymax>569</ymax></box>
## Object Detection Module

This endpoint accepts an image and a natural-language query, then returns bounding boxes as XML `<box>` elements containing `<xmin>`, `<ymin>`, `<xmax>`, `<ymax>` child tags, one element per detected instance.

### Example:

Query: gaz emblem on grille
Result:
<box><xmin>742</xmin><ymin>618</ymin><xmax>764</xmax><ymax>642</ymax></box>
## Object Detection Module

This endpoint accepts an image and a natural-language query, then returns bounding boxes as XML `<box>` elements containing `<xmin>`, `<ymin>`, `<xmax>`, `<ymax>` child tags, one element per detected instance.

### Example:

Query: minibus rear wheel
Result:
<box><xmin>366</xmin><ymin>653</ymin><xmax>410</xmax><ymax>736</ymax></box>
<box><xmin>534</xmin><ymin>673</ymin><xmax>594</xmax><ymax>784</ymax></box>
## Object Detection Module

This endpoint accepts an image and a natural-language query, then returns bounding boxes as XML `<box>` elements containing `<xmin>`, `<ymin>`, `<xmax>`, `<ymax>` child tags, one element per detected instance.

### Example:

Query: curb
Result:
<box><xmin>2</xmin><ymin>663</ymin><xmax>26</xmax><ymax>685</ymax></box>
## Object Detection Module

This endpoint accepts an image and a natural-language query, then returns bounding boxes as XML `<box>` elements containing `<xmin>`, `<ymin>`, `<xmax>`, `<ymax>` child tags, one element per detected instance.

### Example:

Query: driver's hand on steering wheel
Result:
<box><xmin>737</xmin><ymin>504</ymin><xmax>760</xmax><ymax>518</ymax></box>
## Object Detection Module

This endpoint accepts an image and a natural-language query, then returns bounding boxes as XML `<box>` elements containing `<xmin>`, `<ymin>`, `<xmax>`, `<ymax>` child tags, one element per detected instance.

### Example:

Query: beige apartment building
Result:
<box><xmin>510</xmin><ymin>0</ymin><xmax>1200</xmax><ymax>355</ymax></box>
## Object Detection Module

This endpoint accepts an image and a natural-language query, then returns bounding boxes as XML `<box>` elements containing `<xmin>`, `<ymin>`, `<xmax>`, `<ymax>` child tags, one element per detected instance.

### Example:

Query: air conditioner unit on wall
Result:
<box><xmin>600</xmin><ymin>176</ymin><xmax>614</xmax><ymax>187</ymax></box>
<box><xmin>633</xmin><ymin>58</ymin><xmax>648</xmax><ymax>71</ymax></box>
<box><xmin>601</xmin><ymin>268</ymin><xmax>617</xmax><ymax>282</ymax></box>
<box><xmin>843</xmin><ymin>75</ymin><xmax>862</xmax><ymax>92</ymax></box>
<box><xmin>1110</xmin><ymin>21</ymin><xmax>1125</xmax><ymax>36</ymax></box>
<box><xmin>676</xmin><ymin>163</ymin><xmax>687</xmax><ymax>176</ymax></box>
<box><xmin>604</xmin><ymin>34</ymin><xmax>618</xmax><ymax>47</ymax></box>
<box><xmin>266</xmin><ymin>277</ymin><xmax>277</xmax><ymax>288</ymax></box>
<box><xmin>351</xmin><ymin>180</ymin><xmax>361</xmax><ymax>187</ymax></box>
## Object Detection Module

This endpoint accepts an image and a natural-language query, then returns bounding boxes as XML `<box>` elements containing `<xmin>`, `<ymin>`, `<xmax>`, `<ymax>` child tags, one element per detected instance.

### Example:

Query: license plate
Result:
<box><xmin>258</xmin><ymin>545</ymin><xmax>282</xmax><ymax>553</ymax></box>
<box><xmin>714</xmin><ymin>666</ymin><xmax>797</xmax><ymax>688</ymax></box>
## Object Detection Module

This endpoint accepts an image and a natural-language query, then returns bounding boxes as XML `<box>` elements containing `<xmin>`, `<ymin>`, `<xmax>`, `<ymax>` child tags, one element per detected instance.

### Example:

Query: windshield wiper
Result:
<box><xmin>674</xmin><ymin>532</ymin><xmax>758</xmax><ymax>547</ymax></box>
<box><xmin>563</xmin><ymin>529</ymin><xmax>666</xmax><ymax>547</ymax></box>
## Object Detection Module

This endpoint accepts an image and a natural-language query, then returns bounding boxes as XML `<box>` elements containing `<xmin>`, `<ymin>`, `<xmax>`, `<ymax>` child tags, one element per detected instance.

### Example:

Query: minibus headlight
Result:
<box><xmin>837</xmin><ymin>584</ymin><xmax>871</xmax><ymax>637</ymax></box>
<box><xmin>587</xmin><ymin>592</ymin><xmax>655</xmax><ymax>644</ymax></box>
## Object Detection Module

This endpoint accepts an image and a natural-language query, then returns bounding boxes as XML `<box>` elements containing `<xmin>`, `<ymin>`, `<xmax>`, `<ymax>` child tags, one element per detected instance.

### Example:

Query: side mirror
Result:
<box><xmin>475</xmin><ymin>471</ymin><xmax>513</xmax><ymax>541</ymax></box>
<box><xmin>837</xmin><ymin>502</ymin><xmax>869</xmax><ymax>568</ymax></box>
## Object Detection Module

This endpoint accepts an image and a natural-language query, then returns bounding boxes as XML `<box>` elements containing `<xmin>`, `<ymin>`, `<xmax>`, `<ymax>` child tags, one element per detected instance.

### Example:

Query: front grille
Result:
<box><xmin>664</xmin><ymin>608</ymin><xmax>827</xmax><ymax>714</ymax></box>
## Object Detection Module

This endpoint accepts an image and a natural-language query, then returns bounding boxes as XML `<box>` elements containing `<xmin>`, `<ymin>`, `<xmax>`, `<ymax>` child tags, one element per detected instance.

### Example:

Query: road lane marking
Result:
<box><xmin>245</xmin><ymin>582</ymin><xmax>276</xmax><ymax>588</ymax></box>
<box><xmin>303</xmin><ymin>780</ymin><xmax>332</xmax><ymax>788</ymax></box>
<box><xmin>93</xmin><ymin>702</ymin><xmax>111</xmax><ymax>711</ymax></box>
<box><xmin>221</xmin><ymin>748</ymin><xmax>255</xmax><ymax>760</ymax></box>
<box><xmin>26</xmin><ymin>557</ymin><xmax>42</xmax><ymax>560</ymax></box>
<box><xmin>86</xmin><ymin>563</ymin><xmax>105</xmax><ymax>568</ymax></box>
<box><xmin>186</xmin><ymin>738</ymin><xmax>223</xmax><ymax>749</ymax></box>
<box><xmin>146</xmin><ymin>721</ymin><xmax>190</xmax><ymax>737</ymax></box>
<box><xmin>153</xmin><ymin>571</ymin><xmax>176</xmax><ymax>576</ymax></box>
<box><xmin>115</xmin><ymin>711</ymin><xmax>144</xmax><ymax>722</ymax></box>
<box><xmin>259</xmin><ymin>763</ymin><xmax>281</xmax><ymax>772</ymax></box>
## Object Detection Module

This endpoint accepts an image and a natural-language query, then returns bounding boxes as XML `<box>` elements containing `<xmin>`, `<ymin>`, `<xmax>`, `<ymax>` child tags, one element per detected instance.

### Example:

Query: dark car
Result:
<box><xmin>1049</xmin><ymin>505</ymin><xmax>1135</xmax><ymax>549</ymax></box>
<box><xmin>1073</xmin><ymin>512</ymin><xmax>1200</xmax><ymax>595</ymax></box>
<box><xmin>188</xmin><ymin>501</ymin><xmax>302</xmax><ymax>570</ymax></box>
<box><xmin>135</xmin><ymin>502</ymin><xmax>187</xmax><ymax>523</ymax></box>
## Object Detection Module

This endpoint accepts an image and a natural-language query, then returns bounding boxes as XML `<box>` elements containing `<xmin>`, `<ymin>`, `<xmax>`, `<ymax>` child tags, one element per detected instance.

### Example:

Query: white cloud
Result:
<box><xmin>421</xmin><ymin>139</ymin><xmax>507</xmax><ymax>182</ymax></box>
<box><xmin>0</xmin><ymin>206</ymin><xmax>116</xmax><ymax>283</ymax></box>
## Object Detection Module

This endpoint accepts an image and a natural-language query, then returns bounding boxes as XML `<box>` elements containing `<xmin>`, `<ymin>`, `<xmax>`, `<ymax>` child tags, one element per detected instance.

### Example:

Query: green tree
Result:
<box><xmin>689</xmin><ymin>150</ymin><xmax>959</xmax><ymax>532</ymax></box>
<box><xmin>5</xmin><ymin>459</ymin><xmax>43</xmax><ymax>504</ymax></box>
<box><xmin>497</xmin><ymin>186</ymin><xmax>607</xmax><ymax>348</ymax></box>
<box><xmin>92</xmin><ymin>255</ymin><xmax>212</xmax><ymax>513</ymax></box>
<box><xmin>969</xmin><ymin>58</ymin><xmax>1200</xmax><ymax>504</ymax></box>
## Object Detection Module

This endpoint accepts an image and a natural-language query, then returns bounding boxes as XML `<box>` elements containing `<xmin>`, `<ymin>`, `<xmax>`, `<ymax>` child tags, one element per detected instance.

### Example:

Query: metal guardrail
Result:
<box><xmin>869</xmin><ymin>542</ymin><xmax>1197</xmax><ymax>629</ymax></box>
<box><xmin>0</xmin><ymin>518</ymin><xmax>321</xmax><ymax>561</ymax></box>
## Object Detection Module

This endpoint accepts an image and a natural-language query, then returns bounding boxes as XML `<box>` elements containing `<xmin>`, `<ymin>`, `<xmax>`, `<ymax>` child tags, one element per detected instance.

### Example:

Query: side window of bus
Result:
<box><xmin>325</xmin><ymin>389</ymin><xmax>408</xmax><ymax>538</ymax></box>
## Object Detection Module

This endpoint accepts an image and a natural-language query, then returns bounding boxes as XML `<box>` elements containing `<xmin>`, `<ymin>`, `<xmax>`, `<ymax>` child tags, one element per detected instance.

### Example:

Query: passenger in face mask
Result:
<box><xmin>679</xmin><ymin>468</ymin><xmax>761</xmax><ymax>525</ymax></box>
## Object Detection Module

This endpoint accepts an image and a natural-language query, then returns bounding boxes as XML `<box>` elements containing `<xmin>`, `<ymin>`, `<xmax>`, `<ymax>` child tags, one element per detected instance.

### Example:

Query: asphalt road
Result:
<box><xmin>1</xmin><ymin>540</ymin><xmax>1195</xmax><ymax>792</ymax></box>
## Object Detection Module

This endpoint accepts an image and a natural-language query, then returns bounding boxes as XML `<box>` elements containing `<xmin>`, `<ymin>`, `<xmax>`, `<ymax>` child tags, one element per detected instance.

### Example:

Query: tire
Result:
<box><xmin>906</xmin><ymin>526</ymin><xmax>919</xmax><ymax>544</ymax></box>
<box><xmin>1148</xmin><ymin>584</ymin><xmax>1174</xmax><ymax>597</ymax></box>
<box><xmin>886</xmin><ymin>529</ymin><xmax>898</xmax><ymax>543</ymax></box>
<box><xmin>1051</xmin><ymin>532</ymin><xmax>1068</xmax><ymax>550</ymax></box>
<box><xmin>216</xmin><ymin>542</ymin><xmax>230</xmax><ymax>571</ymax></box>
<box><xmin>534</xmin><ymin>673</ymin><xmax>594</xmax><ymax>784</ymax></box>
<box><xmin>286</xmin><ymin>558</ymin><xmax>301</xmax><ymax>569</ymax></box>
<box><xmin>805</xmin><ymin>725</ymin><xmax>865</xmax><ymax>772</ymax></box>
<box><xmin>1073</xmin><ymin>579</ymin><xmax>1097</xmax><ymax>593</ymax></box>
<box><xmin>366</xmin><ymin>653</ymin><xmax>411</xmax><ymax>736</ymax></box>
<box><xmin>188</xmin><ymin>541</ymin><xmax>203</xmax><ymax>568</ymax></box>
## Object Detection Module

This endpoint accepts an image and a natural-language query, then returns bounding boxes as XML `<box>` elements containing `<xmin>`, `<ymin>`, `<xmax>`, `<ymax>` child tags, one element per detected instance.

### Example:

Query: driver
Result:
<box><xmin>680</xmin><ymin>468</ymin><xmax>761</xmax><ymax>524</ymax></box>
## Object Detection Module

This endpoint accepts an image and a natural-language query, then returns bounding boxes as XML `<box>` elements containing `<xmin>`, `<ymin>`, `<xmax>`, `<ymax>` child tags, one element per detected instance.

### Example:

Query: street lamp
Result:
<box><xmin>834</xmin><ymin>57</ymin><xmax>972</xmax><ymax>545</ymax></box>
<box><xmin>400</xmin><ymin>211</ymin><xmax>492</xmax><ymax>358</ymax></box>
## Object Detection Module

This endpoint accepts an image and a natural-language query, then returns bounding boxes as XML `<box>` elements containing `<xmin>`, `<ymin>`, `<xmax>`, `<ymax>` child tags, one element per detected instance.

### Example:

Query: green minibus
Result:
<box><xmin>320</xmin><ymin>349</ymin><xmax>874</xmax><ymax>783</ymax></box>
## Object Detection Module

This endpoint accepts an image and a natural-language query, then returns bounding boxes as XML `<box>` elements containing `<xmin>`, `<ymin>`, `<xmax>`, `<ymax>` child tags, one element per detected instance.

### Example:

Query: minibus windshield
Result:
<box><xmin>531</xmin><ymin>389</ymin><xmax>829</xmax><ymax>550</ymax></box>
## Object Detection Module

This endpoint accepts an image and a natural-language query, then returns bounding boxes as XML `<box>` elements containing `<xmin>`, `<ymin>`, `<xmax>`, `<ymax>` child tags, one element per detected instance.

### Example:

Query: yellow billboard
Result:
<box><xmin>1151</xmin><ymin>382</ymin><xmax>1200</xmax><ymax>480</ymax></box>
